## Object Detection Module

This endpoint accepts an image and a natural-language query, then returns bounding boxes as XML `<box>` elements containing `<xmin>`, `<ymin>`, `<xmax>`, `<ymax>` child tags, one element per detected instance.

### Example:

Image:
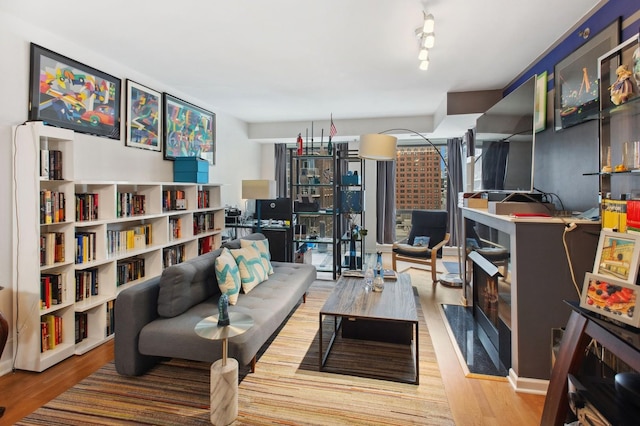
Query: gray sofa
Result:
<box><xmin>114</xmin><ymin>233</ymin><xmax>316</xmax><ymax>376</ymax></box>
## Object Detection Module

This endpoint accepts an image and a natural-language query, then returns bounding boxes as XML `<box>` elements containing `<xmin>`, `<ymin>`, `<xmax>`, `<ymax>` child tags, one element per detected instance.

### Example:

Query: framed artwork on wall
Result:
<box><xmin>553</xmin><ymin>19</ymin><xmax>620</xmax><ymax>131</ymax></box>
<box><xmin>125</xmin><ymin>80</ymin><xmax>162</xmax><ymax>151</ymax></box>
<box><xmin>592</xmin><ymin>229</ymin><xmax>640</xmax><ymax>284</ymax></box>
<box><xmin>580</xmin><ymin>272</ymin><xmax>638</xmax><ymax>328</ymax></box>
<box><xmin>534</xmin><ymin>71</ymin><xmax>547</xmax><ymax>133</ymax></box>
<box><xmin>163</xmin><ymin>93</ymin><xmax>216</xmax><ymax>164</ymax></box>
<box><xmin>28</xmin><ymin>43</ymin><xmax>121</xmax><ymax>139</ymax></box>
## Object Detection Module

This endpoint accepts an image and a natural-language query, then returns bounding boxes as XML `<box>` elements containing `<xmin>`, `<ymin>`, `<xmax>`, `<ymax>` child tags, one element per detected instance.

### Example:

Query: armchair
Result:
<box><xmin>391</xmin><ymin>210</ymin><xmax>450</xmax><ymax>283</ymax></box>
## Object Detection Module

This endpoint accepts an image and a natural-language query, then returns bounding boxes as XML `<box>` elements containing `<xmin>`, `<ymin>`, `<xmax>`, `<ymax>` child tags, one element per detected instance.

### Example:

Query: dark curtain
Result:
<box><xmin>446</xmin><ymin>137</ymin><xmax>464</xmax><ymax>246</ymax></box>
<box><xmin>376</xmin><ymin>160</ymin><xmax>396</xmax><ymax>244</ymax></box>
<box><xmin>274</xmin><ymin>143</ymin><xmax>287</xmax><ymax>198</ymax></box>
<box><xmin>482</xmin><ymin>141</ymin><xmax>509</xmax><ymax>190</ymax></box>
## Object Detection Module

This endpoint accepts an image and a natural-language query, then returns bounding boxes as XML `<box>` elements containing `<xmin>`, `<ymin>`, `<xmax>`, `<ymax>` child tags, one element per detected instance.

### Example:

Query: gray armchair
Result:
<box><xmin>391</xmin><ymin>210</ymin><xmax>450</xmax><ymax>283</ymax></box>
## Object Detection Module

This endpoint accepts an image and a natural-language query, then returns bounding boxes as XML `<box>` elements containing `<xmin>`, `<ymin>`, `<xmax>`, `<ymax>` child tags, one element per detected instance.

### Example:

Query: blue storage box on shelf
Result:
<box><xmin>173</xmin><ymin>157</ymin><xmax>209</xmax><ymax>183</ymax></box>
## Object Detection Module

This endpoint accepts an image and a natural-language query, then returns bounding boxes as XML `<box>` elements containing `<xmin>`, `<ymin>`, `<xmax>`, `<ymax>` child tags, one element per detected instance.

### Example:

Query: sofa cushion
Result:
<box><xmin>157</xmin><ymin>249</ymin><xmax>221</xmax><ymax>318</ymax></box>
<box><xmin>230</xmin><ymin>245</ymin><xmax>268</xmax><ymax>294</ymax></box>
<box><xmin>214</xmin><ymin>247</ymin><xmax>241</xmax><ymax>304</ymax></box>
<box><xmin>241</xmin><ymin>238</ymin><xmax>274</xmax><ymax>275</ymax></box>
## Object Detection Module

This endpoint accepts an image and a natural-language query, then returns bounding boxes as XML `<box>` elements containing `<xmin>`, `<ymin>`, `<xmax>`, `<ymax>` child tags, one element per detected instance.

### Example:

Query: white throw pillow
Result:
<box><xmin>241</xmin><ymin>238</ymin><xmax>274</xmax><ymax>275</ymax></box>
<box><xmin>230</xmin><ymin>245</ymin><xmax>269</xmax><ymax>294</ymax></box>
<box><xmin>214</xmin><ymin>248</ymin><xmax>241</xmax><ymax>304</ymax></box>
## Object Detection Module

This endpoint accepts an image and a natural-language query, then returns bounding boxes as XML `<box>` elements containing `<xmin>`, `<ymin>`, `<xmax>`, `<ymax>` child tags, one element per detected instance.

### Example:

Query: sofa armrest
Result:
<box><xmin>114</xmin><ymin>277</ymin><xmax>164</xmax><ymax>376</ymax></box>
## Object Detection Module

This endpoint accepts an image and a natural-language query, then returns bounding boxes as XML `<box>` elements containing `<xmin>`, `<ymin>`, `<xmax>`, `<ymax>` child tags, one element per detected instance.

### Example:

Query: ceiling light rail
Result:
<box><xmin>415</xmin><ymin>10</ymin><xmax>435</xmax><ymax>71</ymax></box>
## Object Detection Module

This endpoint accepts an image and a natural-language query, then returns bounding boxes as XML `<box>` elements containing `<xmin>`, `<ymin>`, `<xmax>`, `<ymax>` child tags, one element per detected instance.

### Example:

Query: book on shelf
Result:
<box><xmin>40</xmin><ymin>273</ymin><xmax>64</xmax><ymax>308</ymax></box>
<box><xmin>117</xmin><ymin>257</ymin><xmax>145</xmax><ymax>286</ymax></box>
<box><xmin>40</xmin><ymin>148</ymin><xmax>49</xmax><ymax>178</ymax></box>
<box><xmin>41</xmin><ymin>314</ymin><xmax>62</xmax><ymax>352</ymax></box>
<box><xmin>75</xmin><ymin>193</ymin><xmax>99</xmax><ymax>221</ymax></box>
<box><xmin>75</xmin><ymin>268</ymin><xmax>99</xmax><ymax>301</ymax></box>
<box><xmin>197</xmin><ymin>189</ymin><xmax>210</xmax><ymax>209</ymax></box>
<box><xmin>75</xmin><ymin>312</ymin><xmax>88</xmax><ymax>344</ymax></box>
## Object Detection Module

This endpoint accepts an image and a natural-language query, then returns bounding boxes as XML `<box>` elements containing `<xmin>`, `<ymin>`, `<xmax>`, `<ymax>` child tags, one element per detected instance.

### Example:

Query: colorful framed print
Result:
<box><xmin>534</xmin><ymin>71</ymin><xmax>547</xmax><ymax>133</ymax></box>
<box><xmin>553</xmin><ymin>19</ymin><xmax>620</xmax><ymax>131</ymax></box>
<box><xmin>580</xmin><ymin>272</ymin><xmax>639</xmax><ymax>328</ymax></box>
<box><xmin>28</xmin><ymin>43</ymin><xmax>121</xmax><ymax>139</ymax></box>
<box><xmin>592</xmin><ymin>230</ymin><xmax>640</xmax><ymax>284</ymax></box>
<box><xmin>163</xmin><ymin>94</ymin><xmax>215</xmax><ymax>164</ymax></box>
<box><xmin>125</xmin><ymin>80</ymin><xmax>162</xmax><ymax>151</ymax></box>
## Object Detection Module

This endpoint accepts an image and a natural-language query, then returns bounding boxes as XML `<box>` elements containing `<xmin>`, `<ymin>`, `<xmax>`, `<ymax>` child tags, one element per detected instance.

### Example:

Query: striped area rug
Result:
<box><xmin>18</xmin><ymin>279</ymin><xmax>453</xmax><ymax>425</ymax></box>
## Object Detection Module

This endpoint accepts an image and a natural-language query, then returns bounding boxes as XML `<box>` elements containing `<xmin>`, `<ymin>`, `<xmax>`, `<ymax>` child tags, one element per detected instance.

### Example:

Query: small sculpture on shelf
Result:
<box><xmin>610</xmin><ymin>64</ymin><xmax>635</xmax><ymax>106</ymax></box>
<box><xmin>217</xmin><ymin>294</ymin><xmax>230</xmax><ymax>327</ymax></box>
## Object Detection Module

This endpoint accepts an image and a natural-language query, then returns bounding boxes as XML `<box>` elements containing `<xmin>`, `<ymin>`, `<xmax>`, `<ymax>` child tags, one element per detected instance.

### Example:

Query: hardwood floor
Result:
<box><xmin>0</xmin><ymin>258</ymin><xmax>545</xmax><ymax>425</ymax></box>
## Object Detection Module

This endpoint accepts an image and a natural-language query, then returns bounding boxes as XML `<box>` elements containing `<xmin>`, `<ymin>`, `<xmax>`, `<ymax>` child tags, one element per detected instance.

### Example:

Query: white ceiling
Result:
<box><xmin>2</xmin><ymin>0</ymin><xmax>602</xmax><ymax>126</ymax></box>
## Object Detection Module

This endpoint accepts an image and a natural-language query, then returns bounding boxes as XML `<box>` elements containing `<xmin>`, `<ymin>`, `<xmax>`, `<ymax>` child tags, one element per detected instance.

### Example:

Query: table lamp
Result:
<box><xmin>242</xmin><ymin>179</ymin><xmax>276</xmax><ymax>233</ymax></box>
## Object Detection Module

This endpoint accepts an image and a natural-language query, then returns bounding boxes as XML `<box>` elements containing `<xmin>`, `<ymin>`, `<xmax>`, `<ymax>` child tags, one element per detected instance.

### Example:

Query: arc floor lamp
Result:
<box><xmin>358</xmin><ymin>129</ymin><xmax>464</xmax><ymax>287</ymax></box>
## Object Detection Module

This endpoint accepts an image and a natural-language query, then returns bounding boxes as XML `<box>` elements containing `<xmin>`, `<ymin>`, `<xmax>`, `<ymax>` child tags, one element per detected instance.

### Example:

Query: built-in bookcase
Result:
<box><xmin>12</xmin><ymin>122</ymin><xmax>225</xmax><ymax>371</ymax></box>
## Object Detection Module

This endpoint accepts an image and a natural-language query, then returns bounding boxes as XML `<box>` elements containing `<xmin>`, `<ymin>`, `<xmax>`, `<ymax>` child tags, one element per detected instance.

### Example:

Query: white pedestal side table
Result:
<box><xmin>195</xmin><ymin>312</ymin><xmax>253</xmax><ymax>426</ymax></box>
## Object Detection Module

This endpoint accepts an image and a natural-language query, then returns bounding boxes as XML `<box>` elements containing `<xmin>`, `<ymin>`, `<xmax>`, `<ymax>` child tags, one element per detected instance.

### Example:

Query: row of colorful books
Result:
<box><xmin>602</xmin><ymin>199</ymin><xmax>640</xmax><ymax>233</ymax></box>
<box><xmin>117</xmin><ymin>192</ymin><xmax>146</xmax><ymax>218</ymax></box>
<box><xmin>169</xmin><ymin>217</ymin><xmax>182</xmax><ymax>240</ymax></box>
<box><xmin>163</xmin><ymin>244</ymin><xmax>185</xmax><ymax>268</ymax></box>
<box><xmin>41</xmin><ymin>314</ymin><xmax>62</xmax><ymax>352</ymax></box>
<box><xmin>75</xmin><ymin>268</ymin><xmax>99</xmax><ymax>301</ymax></box>
<box><xmin>197</xmin><ymin>189</ymin><xmax>210</xmax><ymax>209</ymax></box>
<box><xmin>106</xmin><ymin>224</ymin><xmax>152</xmax><ymax>256</ymax></box>
<box><xmin>193</xmin><ymin>212</ymin><xmax>215</xmax><ymax>235</ymax></box>
<box><xmin>40</xmin><ymin>232</ymin><xmax>64</xmax><ymax>266</ymax></box>
<box><xmin>116</xmin><ymin>257</ymin><xmax>145</xmax><ymax>287</ymax></box>
<box><xmin>163</xmin><ymin>189</ymin><xmax>186</xmax><ymax>211</ymax></box>
<box><xmin>40</xmin><ymin>189</ymin><xmax>65</xmax><ymax>224</ymax></box>
<box><xmin>40</xmin><ymin>149</ymin><xmax>63</xmax><ymax>180</ymax></box>
<box><xmin>76</xmin><ymin>231</ymin><xmax>97</xmax><ymax>264</ymax></box>
<box><xmin>75</xmin><ymin>193</ymin><xmax>98</xmax><ymax>222</ymax></box>
<box><xmin>40</xmin><ymin>273</ymin><xmax>64</xmax><ymax>309</ymax></box>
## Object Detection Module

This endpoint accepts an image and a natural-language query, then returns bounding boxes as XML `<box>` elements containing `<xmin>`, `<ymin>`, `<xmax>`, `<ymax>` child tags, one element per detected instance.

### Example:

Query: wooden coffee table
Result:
<box><xmin>318</xmin><ymin>273</ymin><xmax>419</xmax><ymax>384</ymax></box>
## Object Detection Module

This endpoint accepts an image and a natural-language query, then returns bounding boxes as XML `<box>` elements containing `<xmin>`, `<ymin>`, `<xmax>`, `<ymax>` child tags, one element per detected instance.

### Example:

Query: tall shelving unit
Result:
<box><xmin>289</xmin><ymin>147</ymin><xmax>337</xmax><ymax>278</ymax></box>
<box><xmin>12</xmin><ymin>122</ymin><xmax>225</xmax><ymax>371</ymax></box>
<box><xmin>289</xmin><ymin>146</ymin><xmax>364</xmax><ymax>279</ymax></box>
<box><xmin>335</xmin><ymin>148</ymin><xmax>365</xmax><ymax>272</ymax></box>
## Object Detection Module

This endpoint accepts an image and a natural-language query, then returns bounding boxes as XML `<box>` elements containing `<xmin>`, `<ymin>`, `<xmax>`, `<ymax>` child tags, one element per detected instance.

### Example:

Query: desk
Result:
<box><xmin>461</xmin><ymin>207</ymin><xmax>599</xmax><ymax>392</ymax></box>
<box><xmin>195</xmin><ymin>312</ymin><xmax>254</xmax><ymax>426</ymax></box>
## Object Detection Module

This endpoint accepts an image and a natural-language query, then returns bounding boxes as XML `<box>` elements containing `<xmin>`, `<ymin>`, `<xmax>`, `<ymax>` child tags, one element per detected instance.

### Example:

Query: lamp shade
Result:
<box><xmin>358</xmin><ymin>134</ymin><xmax>398</xmax><ymax>160</ymax></box>
<box><xmin>241</xmin><ymin>179</ymin><xmax>277</xmax><ymax>200</ymax></box>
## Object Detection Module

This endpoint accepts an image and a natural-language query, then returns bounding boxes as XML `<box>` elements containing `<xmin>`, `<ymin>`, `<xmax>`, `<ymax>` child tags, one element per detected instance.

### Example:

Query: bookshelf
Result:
<box><xmin>12</xmin><ymin>122</ymin><xmax>225</xmax><ymax>371</ymax></box>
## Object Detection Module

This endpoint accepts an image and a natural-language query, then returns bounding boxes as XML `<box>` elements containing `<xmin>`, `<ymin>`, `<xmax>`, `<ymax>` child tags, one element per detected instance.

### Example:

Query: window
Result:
<box><xmin>395</xmin><ymin>143</ymin><xmax>447</xmax><ymax>240</ymax></box>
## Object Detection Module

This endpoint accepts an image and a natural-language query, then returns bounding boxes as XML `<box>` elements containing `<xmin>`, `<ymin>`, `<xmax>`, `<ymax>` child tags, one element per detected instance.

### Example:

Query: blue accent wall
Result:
<box><xmin>507</xmin><ymin>0</ymin><xmax>640</xmax><ymax>94</ymax></box>
<box><xmin>504</xmin><ymin>0</ymin><xmax>640</xmax><ymax>212</ymax></box>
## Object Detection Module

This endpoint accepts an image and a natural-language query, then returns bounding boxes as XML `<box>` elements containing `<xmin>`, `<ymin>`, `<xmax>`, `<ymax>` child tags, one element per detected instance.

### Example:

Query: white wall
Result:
<box><xmin>0</xmin><ymin>12</ymin><xmax>262</xmax><ymax>375</ymax></box>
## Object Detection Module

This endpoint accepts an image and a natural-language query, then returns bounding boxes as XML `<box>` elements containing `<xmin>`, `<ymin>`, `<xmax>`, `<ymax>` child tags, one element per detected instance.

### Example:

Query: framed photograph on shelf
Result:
<box><xmin>534</xmin><ymin>71</ymin><xmax>547</xmax><ymax>133</ymax></box>
<box><xmin>163</xmin><ymin>93</ymin><xmax>215</xmax><ymax>164</ymax></box>
<box><xmin>580</xmin><ymin>272</ymin><xmax>639</xmax><ymax>328</ymax></box>
<box><xmin>592</xmin><ymin>229</ymin><xmax>640</xmax><ymax>283</ymax></box>
<box><xmin>125</xmin><ymin>80</ymin><xmax>162</xmax><ymax>151</ymax></box>
<box><xmin>28</xmin><ymin>43</ymin><xmax>121</xmax><ymax>139</ymax></box>
<box><xmin>554</xmin><ymin>19</ymin><xmax>620</xmax><ymax>131</ymax></box>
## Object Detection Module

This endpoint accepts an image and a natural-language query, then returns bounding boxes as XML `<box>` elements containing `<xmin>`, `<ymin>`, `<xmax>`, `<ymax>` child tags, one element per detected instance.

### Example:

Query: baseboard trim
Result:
<box><xmin>508</xmin><ymin>368</ymin><xmax>549</xmax><ymax>395</ymax></box>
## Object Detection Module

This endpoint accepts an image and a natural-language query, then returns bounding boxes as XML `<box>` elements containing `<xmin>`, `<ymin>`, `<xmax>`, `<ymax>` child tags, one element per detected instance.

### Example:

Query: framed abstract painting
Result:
<box><xmin>125</xmin><ymin>80</ymin><xmax>162</xmax><ymax>151</ymax></box>
<box><xmin>28</xmin><ymin>43</ymin><xmax>121</xmax><ymax>139</ymax></box>
<box><xmin>163</xmin><ymin>93</ymin><xmax>216</xmax><ymax>164</ymax></box>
